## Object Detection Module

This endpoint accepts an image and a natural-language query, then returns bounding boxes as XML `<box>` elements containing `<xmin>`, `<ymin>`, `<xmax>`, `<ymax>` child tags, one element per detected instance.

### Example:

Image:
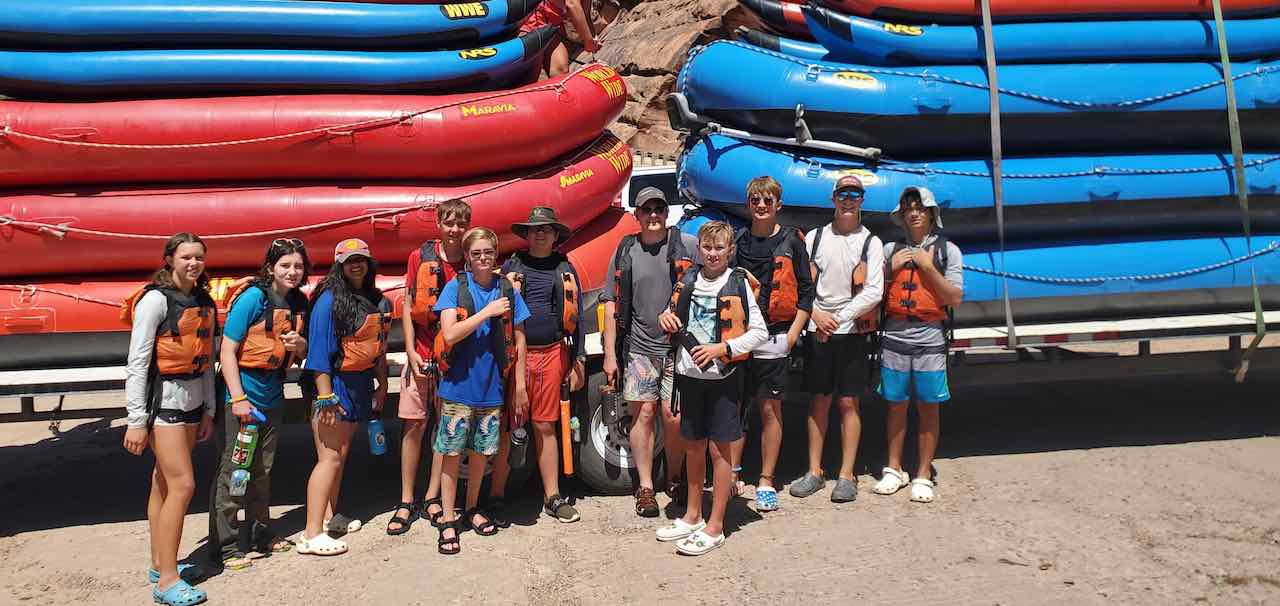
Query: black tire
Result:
<box><xmin>575</xmin><ymin>370</ymin><xmax>666</xmax><ymax>495</ymax></box>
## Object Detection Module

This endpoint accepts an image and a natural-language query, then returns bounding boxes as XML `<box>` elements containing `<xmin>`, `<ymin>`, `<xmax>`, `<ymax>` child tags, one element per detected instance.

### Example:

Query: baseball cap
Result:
<box><xmin>634</xmin><ymin>186</ymin><xmax>668</xmax><ymax>208</ymax></box>
<box><xmin>890</xmin><ymin>186</ymin><xmax>944</xmax><ymax>229</ymax></box>
<box><xmin>334</xmin><ymin>237</ymin><xmax>372</xmax><ymax>263</ymax></box>
<box><xmin>832</xmin><ymin>175</ymin><xmax>865</xmax><ymax>193</ymax></box>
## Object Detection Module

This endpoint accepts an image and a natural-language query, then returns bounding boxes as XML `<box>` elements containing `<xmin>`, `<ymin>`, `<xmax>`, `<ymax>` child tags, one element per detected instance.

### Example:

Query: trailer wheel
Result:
<box><xmin>576</xmin><ymin>371</ymin><xmax>665</xmax><ymax>495</ymax></box>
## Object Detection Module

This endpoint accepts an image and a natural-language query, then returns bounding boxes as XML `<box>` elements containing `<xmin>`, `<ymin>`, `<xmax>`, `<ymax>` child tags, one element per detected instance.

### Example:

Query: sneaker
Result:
<box><xmin>831</xmin><ymin>477</ymin><xmax>858</xmax><ymax>503</ymax></box>
<box><xmin>788</xmin><ymin>472</ymin><xmax>825</xmax><ymax>498</ymax></box>
<box><xmin>656</xmin><ymin>517</ymin><xmax>705</xmax><ymax>542</ymax></box>
<box><xmin>543</xmin><ymin>494</ymin><xmax>581</xmax><ymax>523</ymax></box>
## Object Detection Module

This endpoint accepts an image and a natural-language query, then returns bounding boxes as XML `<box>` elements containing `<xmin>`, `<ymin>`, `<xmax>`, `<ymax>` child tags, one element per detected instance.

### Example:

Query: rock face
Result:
<box><xmin>584</xmin><ymin>0</ymin><xmax>758</xmax><ymax>157</ymax></box>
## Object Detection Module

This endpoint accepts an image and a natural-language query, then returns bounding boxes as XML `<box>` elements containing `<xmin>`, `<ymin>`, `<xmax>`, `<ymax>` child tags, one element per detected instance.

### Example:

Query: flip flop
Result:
<box><xmin>295</xmin><ymin>533</ymin><xmax>348</xmax><ymax>556</ymax></box>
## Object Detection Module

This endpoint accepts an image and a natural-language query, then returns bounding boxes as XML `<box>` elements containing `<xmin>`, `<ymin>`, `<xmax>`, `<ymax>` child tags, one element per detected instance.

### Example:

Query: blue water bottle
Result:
<box><xmin>367</xmin><ymin>412</ymin><xmax>387</xmax><ymax>456</ymax></box>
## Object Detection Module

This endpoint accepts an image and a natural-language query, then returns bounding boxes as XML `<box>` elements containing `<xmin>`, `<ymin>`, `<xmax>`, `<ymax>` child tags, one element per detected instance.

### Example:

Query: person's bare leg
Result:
<box><xmin>915</xmin><ymin>403</ymin><xmax>941</xmax><ymax>480</ymax></box>
<box><xmin>533</xmin><ymin>421</ymin><xmax>560</xmax><ymax>499</ymax></box>
<box><xmin>705</xmin><ymin>439</ymin><xmax>733</xmax><ymax>537</ymax></box>
<box><xmin>150</xmin><ymin>425</ymin><xmax>198</xmax><ymax>589</ymax></box>
<box><xmin>489</xmin><ymin>428</ymin><xmax>510</xmax><ymax>500</ymax></box>
<box><xmin>629</xmin><ymin>400</ymin><xmax>657</xmax><ymax>490</ymax></box>
<box><xmin>681</xmin><ymin>440</ymin><xmax>708</xmax><ymax>526</ymax></box>
<box><xmin>758</xmin><ymin>398</ymin><xmax>783</xmax><ymax>488</ymax></box>
<box><xmin>885</xmin><ymin>402</ymin><xmax>909</xmax><ymax>473</ymax></box>
<box><xmin>836</xmin><ymin>396</ymin><xmax>862</xmax><ymax>481</ymax></box>
<box><xmin>305</xmin><ymin>420</ymin><xmax>353</xmax><ymax>539</ymax></box>
<box><xmin>661</xmin><ymin>403</ymin><xmax>685</xmax><ymax>489</ymax></box>
<box><xmin>547</xmin><ymin>42</ymin><xmax>570</xmax><ymax>77</ymax></box>
<box><xmin>439</xmin><ymin>454</ymin><xmax>461</xmax><ymax>525</ymax></box>
<box><xmin>391</xmin><ymin>419</ymin><xmax>426</xmax><ymax>531</ymax></box>
<box><xmin>466</xmin><ymin>453</ymin><xmax>488</xmax><ymax>514</ymax></box>
<box><xmin>806</xmin><ymin>394</ymin><xmax>832</xmax><ymax>477</ymax></box>
<box><xmin>147</xmin><ymin>461</ymin><xmax>166</xmax><ymax>573</ymax></box>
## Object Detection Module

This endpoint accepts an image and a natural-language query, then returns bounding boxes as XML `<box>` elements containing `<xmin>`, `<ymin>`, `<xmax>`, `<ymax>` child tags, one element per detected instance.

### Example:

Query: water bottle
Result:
<box><xmin>229</xmin><ymin>468</ymin><xmax>250</xmax><ymax>497</ymax></box>
<box><xmin>367</xmin><ymin>412</ymin><xmax>387</xmax><ymax>456</ymax></box>
<box><xmin>569</xmin><ymin>417</ymin><xmax>581</xmax><ymax>443</ymax></box>
<box><xmin>230</xmin><ymin>424</ymin><xmax>258</xmax><ymax>468</ymax></box>
<box><xmin>508</xmin><ymin>427</ymin><xmax>528</xmax><ymax>468</ymax></box>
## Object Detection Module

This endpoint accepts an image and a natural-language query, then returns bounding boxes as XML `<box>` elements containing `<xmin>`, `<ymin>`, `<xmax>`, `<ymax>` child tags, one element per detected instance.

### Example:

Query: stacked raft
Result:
<box><xmin>0</xmin><ymin>0</ymin><xmax>636</xmax><ymax>369</ymax></box>
<box><xmin>672</xmin><ymin>0</ymin><xmax>1280</xmax><ymax>327</ymax></box>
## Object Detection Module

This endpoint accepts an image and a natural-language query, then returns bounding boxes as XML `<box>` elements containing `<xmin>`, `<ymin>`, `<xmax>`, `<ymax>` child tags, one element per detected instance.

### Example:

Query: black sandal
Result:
<box><xmin>423</xmin><ymin>497</ymin><xmax>445</xmax><ymax>528</ymax></box>
<box><xmin>485</xmin><ymin>498</ymin><xmax>510</xmax><ymax>529</ymax></box>
<box><xmin>664</xmin><ymin>474</ymin><xmax>688</xmax><ymax>507</ymax></box>
<box><xmin>385</xmin><ymin>501</ymin><xmax>417</xmax><ymax>536</ymax></box>
<box><xmin>465</xmin><ymin>507</ymin><xmax>499</xmax><ymax>536</ymax></box>
<box><xmin>437</xmin><ymin>520</ymin><xmax>460</xmax><ymax>555</ymax></box>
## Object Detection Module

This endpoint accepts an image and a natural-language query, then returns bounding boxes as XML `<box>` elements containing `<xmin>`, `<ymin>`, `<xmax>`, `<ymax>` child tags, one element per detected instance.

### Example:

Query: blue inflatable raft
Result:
<box><xmin>804</xmin><ymin>4</ymin><xmax>1280</xmax><ymax>65</ymax></box>
<box><xmin>678</xmin><ymin>134</ymin><xmax>1280</xmax><ymax>241</ymax></box>
<box><xmin>673</xmin><ymin>40</ymin><xmax>1280</xmax><ymax>157</ymax></box>
<box><xmin>0</xmin><ymin>26</ymin><xmax>557</xmax><ymax>97</ymax></box>
<box><xmin>0</xmin><ymin>0</ymin><xmax>537</xmax><ymax>50</ymax></box>
<box><xmin>736</xmin><ymin>27</ymin><xmax>830</xmax><ymax>61</ymax></box>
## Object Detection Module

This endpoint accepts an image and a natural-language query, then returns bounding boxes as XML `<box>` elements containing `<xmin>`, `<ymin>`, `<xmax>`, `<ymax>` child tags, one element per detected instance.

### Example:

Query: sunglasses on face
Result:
<box><xmin>271</xmin><ymin>238</ymin><xmax>305</xmax><ymax>249</ymax></box>
<box><xmin>529</xmin><ymin>225</ymin><xmax>557</xmax><ymax>234</ymax></box>
<box><xmin>748</xmin><ymin>195</ymin><xmax>777</xmax><ymax>205</ymax></box>
<box><xmin>834</xmin><ymin>190</ymin><xmax>864</xmax><ymax>202</ymax></box>
<box><xmin>637</xmin><ymin>205</ymin><xmax>668</xmax><ymax>215</ymax></box>
<box><xmin>469</xmin><ymin>249</ymin><xmax>498</xmax><ymax>259</ymax></box>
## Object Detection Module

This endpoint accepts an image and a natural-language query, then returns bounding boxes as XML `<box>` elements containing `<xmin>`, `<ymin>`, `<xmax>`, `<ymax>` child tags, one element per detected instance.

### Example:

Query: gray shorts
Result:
<box><xmin>623</xmin><ymin>352</ymin><xmax>674</xmax><ymax>403</ymax></box>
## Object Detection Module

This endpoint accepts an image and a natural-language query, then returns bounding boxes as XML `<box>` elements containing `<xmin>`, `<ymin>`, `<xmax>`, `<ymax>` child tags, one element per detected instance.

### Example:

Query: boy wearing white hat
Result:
<box><xmin>872</xmin><ymin>186</ymin><xmax>964</xmax><ymax>504</ymax></box>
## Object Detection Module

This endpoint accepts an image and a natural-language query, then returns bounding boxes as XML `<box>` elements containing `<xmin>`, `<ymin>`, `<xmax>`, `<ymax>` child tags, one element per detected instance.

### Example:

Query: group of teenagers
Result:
<box><xmin>120</xmin><ymin>175</ymin><xmax>961</xmax><ymax>605</ymax></box>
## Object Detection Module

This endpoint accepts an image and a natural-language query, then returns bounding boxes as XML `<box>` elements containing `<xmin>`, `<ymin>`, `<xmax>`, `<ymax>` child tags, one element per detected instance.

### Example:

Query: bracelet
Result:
<box><xmin>230</xmin><ymin>394</ymin><xmax>249</xmax><ymax>404</ymax></box>
<box><xmin>313</xmin><ymin>394</ymin><xmax>340</xmax><ymax>411</ymax></box>
<box><xmin>316</xmin><ymin>393</ymin><xmax>335</xmax><ymax>400</ymax></box>
<box><xmin>731</xmin><ymin>466</ymin><xmax>743</xmax><ymax>473</ymax></box>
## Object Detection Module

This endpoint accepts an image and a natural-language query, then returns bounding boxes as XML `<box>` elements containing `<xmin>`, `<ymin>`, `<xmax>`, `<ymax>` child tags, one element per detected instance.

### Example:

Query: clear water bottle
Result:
<box><xmin>569</xmin><ymin>417</ymin><xmax>581</xmax><ymax>443</ymax></box>
<box><xmin>508</xmin><ymin>427</ymin><xmax>528</xmax><ymax>468</ymax></box>
<box><xmin>229</xmin><ymin>468</ymin><xmax>250</xmax><ymax>497</ymax></box>
<box><xmin>367</xmin><ymin>413</ymin><xmax>387</xmax><ymax>456</ymax></box>
<box><xmin>230</xmin><ymin>424</ymin><xmax>258</xmax><ymax>468</ymax></box>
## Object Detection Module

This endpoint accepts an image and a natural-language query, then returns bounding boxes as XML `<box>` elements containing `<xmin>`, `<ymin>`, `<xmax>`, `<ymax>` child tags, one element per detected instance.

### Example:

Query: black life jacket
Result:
<box><xmin>610</xmin><ymin>226</ymin><xmax>693</xmax><ymax>360</ymax></box>
<box><xmin>668</xmin><ymin>267</ymin><xmax>756</xmax><ymax>365</ymax></box>
<box><xmin>505</xmin><ymin>251</ymin><xmax>580</xmax><ymax>341</ymax></box>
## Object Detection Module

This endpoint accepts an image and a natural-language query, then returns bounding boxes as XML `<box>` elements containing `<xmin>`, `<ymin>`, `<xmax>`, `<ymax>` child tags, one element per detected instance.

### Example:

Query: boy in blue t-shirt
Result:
<box><xmin>431</xmin><ymin>227</ymin><xmax>529</xmax><ymax>555</ymax></box>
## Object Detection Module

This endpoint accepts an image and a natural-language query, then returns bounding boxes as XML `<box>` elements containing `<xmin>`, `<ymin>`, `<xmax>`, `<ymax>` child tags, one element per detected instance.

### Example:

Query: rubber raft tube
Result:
<box><xmin>0</xmin><ymin>25</ymin><xmax>558</xmax><ymax>98</ymax></box>
<box><xmin>0</xmin><ymin>134</ymin><xmax>634</xmax><ymax>277</ymax></box>
<box><xmin>740</xmin><ymin>0</ymin><xmax>813</xmax><ymax>39</ymax></box>
<box><xmin>0</xmin><ymin>206</ymin><xmax>638</xmax><ymax>370</ymax></box>
<box><xmin>0</xmin><ymin>0</ymin><xmax>538</xmax><ymax>50</ymax></box>
<box><xmin>675</xmin><ymin>40</ymin><xmax>1280</xmax><ymax>158</ymax></box>
<box><xmin>735</xmin><ymin>27</ymin><xmax>829</xmax><ymax>61</ymax></box>
<box><xmin>804</xmin><ymin>4</ymin><xmax>1280</xmax><ymax>65</ymax></box>
<box><xmin>819</xmin><ymin>0</ymin><xmax>1280</xmax><ymax>24</ymax></box>
<box><xmin>0</xmin><ymin>63</ymin><xmax>626</xmax><ymax>188</ymax></box>
<box><xmin>677</xmin><ymin>134</ymin><xmax>1280</xmax><ymax>242</ymax></box>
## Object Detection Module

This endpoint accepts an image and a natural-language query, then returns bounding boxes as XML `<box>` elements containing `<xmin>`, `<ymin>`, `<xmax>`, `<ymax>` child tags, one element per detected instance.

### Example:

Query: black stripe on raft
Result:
<box><xmin>734</xmin><ymin>27</ymin><xmax>784</xmax><ymax>52</ymax></box>
<box><xmin>0</xmin><ymin>29</ymin><xmax>491</xmax><ymax>51</ymax></box>
<box><xmin>522</xmin><ymin>24</ymin><xmax>559</xmax><ymax>60</ymax></box>
<box><xmin>703</xmin><ymin>196</ymin><xmax>1280</xmax><ymax>243</ymax></box>
<box><xmin>699</xmin><ymin>108</ymin><xmax>1280</xmax><ymax>158</ymax></box>
<box><xmin>506</xmin><ymin>0</ymin><xmax>539</xmax><ymax>25</ymax></box>
<box><xmin>860</xmin><ymin>4</ymin><xmax>1280</xmax><ymax>25</ymax></box>
<box><xmin>955</xmin><ymin>286</ymin><xmax>1280</xmax><ymax>328</ymax></box>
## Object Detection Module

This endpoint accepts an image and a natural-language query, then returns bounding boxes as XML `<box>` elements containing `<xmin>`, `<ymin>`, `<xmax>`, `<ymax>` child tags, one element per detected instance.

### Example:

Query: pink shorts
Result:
<box><xmin>398</xmin><ymin>363</ymin><xmax>435</xmax><ymax>421</ymax></box>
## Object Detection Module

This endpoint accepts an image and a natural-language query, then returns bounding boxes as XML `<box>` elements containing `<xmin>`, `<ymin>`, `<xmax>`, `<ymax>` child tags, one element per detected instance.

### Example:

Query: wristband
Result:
<box><xmin>313</xmin><ymin>394</ymin><xmax>340</xmax><ymax>411</ymax></box>
<box><xmin>230</xmin><ymin>394</ymin><xmax>249</xmax><ymax>404</ymax></box>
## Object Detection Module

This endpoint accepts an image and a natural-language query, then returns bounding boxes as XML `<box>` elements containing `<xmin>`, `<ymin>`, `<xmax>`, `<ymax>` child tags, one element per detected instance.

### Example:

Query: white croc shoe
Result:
<box><xmin>656</xmin><ymin>518</ymin><xmax>706</xmax><ymax>542</ymax></box>
<box><xmin>676</xmin><ymin>529</ymin><xmax>725</xmax><ymax>556</ymax></box>
<box><xmin>873</xmin><ymin>468</ymin><xmax>910</xmax><ymax>495</ymax></box>
<box><xmin>909</xmin><ymin>478</ymin><xmax>936</xmax><ymax>503</ymax></box>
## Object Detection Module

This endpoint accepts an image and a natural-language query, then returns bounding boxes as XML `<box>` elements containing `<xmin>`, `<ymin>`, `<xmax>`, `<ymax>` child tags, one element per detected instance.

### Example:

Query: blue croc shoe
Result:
<box><xmin>755</xmin><ymin>486</ymin><xmax>779</xmax><ymax>512</ymax></box>
<box><xmin>153</xmin><ymin>579</ymin><xmax>207</xmax><ymax>606</ymax></box>
<box><xmin>147</xmin><ymin>563</ymin><xmax>202</xmax><ymax>584</ymax></box>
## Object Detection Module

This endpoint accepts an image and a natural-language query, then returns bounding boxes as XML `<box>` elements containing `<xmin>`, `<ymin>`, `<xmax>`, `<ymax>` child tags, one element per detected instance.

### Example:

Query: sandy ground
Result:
<box><xmin>1</xmin><ymin>363</ymin><xmax>1279</xmax><ymax>605</ymax></box>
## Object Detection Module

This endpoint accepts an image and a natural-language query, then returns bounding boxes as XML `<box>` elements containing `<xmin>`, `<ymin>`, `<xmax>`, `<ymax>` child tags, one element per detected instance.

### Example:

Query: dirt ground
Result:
<box><xmin>2</xmin><ymin>362</ymin><xmax>1279</xmax><ymax>605</ymax></box>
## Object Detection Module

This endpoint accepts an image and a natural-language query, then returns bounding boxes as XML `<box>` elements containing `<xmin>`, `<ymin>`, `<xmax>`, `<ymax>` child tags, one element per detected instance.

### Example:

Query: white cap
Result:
<box><xmin>889</xmin><ymin>186</ymin><xmax>943</xmax><ymax>229</ymax></box>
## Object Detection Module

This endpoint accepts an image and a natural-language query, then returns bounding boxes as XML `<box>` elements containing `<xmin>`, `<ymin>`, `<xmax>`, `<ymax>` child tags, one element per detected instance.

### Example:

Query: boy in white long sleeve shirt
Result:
<box><xmin>791</xmin><ymin>175</ymin><xmax>884</xmax><ymax>503</ymax></box>
<box><xmin>656</xmin><ymin>221</ymin><xmax>768</xmax><ymax>555</ymax></box>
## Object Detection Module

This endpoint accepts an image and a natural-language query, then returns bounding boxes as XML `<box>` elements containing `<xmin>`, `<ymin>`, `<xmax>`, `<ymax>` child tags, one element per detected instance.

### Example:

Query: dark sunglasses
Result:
<box><xmin>747</xmin><ymin>195</ymin><xmax>777</xmax><ymax>204</ymax></box>
<box><xmin>833</xmin><ymin>190</ymin><xmax>864</xmax><ymax>202</ymax></box>
<box><xmin>637</xmin><ymin>205</ymin><xmax>668</xmax><ymax>215</ymax></box>
<box><xmin>271</xmin><ymin>238</ymin><xmax>305</xmax><ymax>249</ymax></box>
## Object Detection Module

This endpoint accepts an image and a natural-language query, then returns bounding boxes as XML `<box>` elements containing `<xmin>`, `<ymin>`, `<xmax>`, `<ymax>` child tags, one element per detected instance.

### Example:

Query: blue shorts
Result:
<box><xmin>877</xmin><ymin>346</ymin><xmax>950</xmax><ymax>404</ymax></box>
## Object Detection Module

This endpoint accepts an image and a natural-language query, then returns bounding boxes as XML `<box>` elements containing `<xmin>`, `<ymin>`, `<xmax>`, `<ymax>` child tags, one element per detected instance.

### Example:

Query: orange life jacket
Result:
<box><xmin>611</xmin><ymin>227</ymin><xmax>693</xmax><ymax>361</ymax></box>
<box><xmin>338</xmin><ymin>308</ymin><xmax>392</xmax><ymax>372</ymax></box>
<box><xmin>225</xmin><ymin>279</ymin><xmax>306</xmax><ymax>371</ymax></box>
<box><xmin>811</xmin><ymin>225</ymin><xmax>880</xmax><ymax>334</ymax></box>
<box><xmin>735</xmin><ymin>226</ymin><xmax>806</xmax><ymax>326</ymax></box>
<box><xmin>885</xmin><ymin>236</ymin><xmax>951</xmax><ymax>323</ymax></box>
<box><xmin>120</xmin><ymin>284</ymin><xmax>216</xmax><ymax>378</ymax></box>
<box><xmin>407</xmin><ymin>241</ymin><xmax>449</xmax><ymax>329</ymax></box>
<box><xmin>434</xmin><ymin>272</ymin><xmax>517</xmax><ymax>379</ymax></box>
<box><xmin>505</xmin><ymin>252</ymin><xmax>580</xmax><ymax>341</ymax></box>
<box><xmin>668</xmin><ymin>267</ymin><xmax>757</xmax><ymax>364</ymax></box>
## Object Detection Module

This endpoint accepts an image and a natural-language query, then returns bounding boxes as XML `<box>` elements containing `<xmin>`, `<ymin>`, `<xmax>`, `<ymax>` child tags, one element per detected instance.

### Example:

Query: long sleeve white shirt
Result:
<box><xmin>124</xmin><ymin>290</ymin><xmax>216</xmax><ymax>428</ymax></box>
<box><xmin>673</xmin><ymin>269</ymin><xmax>769</xmax><ymax>380</ymax></box>
<box><xmin>804</xmin><ymin>224</ymin><xmax>885</xmax><ymax>334</ymax></box>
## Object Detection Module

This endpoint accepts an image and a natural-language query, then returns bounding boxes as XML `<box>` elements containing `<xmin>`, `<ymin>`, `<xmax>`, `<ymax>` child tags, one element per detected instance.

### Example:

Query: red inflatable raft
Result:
<box><xmin>820</xmin><ymin>0</ymin><xmax>1280</xmax><ymax>22</ymax></box>
<box><xmin>0</xmin><ymin>134</ymin><xmax>633</xmax><ymax>278</ymax></box>
<box><xmin>0</xmin><ymin>63</ymin><xmax>626</xmax><ymax>188</ymax></box>
<box><xmin>0</xmin><ymin>204</ymin><xmax>638</xmax><ymax>369</ymax></box>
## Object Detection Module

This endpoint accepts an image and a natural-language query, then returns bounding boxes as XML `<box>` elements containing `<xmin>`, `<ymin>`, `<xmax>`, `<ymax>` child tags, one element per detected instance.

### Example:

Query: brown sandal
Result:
<box><xmin>634</xmin><ymin>487</ymin><xmax>659</xmax><ymax>518</ymax></box>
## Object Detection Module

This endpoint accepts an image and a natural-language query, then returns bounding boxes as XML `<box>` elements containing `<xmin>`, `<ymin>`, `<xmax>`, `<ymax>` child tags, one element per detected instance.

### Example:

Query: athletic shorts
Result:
<box><xmin>153</xmin><ymin>407</ymin><xmax>205</xmax><ymax>426</ymax></box>
<box><xmin>806</xmin><ymin>333</ymin><xmax>871</xmax><ymax>397</ymax></box>
<box><xmin>433</xmin><ymin>400</ymin><xmax>503</xmax><ymax>456</ymax></box>
<box><xmin>877</xmin><ymin>343</ymin><xmax>950</xmax><ymax>404</ymax></box>
<box><xmin>745</xmin><ymin>356</ymin><xmax>790</xmax><ymax>401</ymax></box>
<box><xmin>525</xmin><ymin>342</ymin><xmax>570</xmax><ymax>424</ymax></box>
<box><xmin>675</xmin><ymin>374</ymin><xmax>743</xmax><ymax>443</ymax></box>
<box><xmin>623</xmin><ymin>352</ymin><xmax>674</xmax><ymax>403</ymax></box>
<box><xmin>398</xmin><ymin>363</ymin><xmax>435</xmax><ymax>421</ymax></box>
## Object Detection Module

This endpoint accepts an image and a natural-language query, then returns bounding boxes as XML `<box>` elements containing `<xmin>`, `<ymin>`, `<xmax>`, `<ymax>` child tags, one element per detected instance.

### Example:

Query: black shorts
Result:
<box><xmin>153</xmin><ymin>407</ymin><xmax>204</xmax><ymax>426</ymax></box>
<box><xmin>675</xmin><ymin>374</ymin><xmax>743</xmax><ymax>443</ymax></box>
<box><xmin>745</xmin><ymin>356</ymin><xmax>790</xmax><ymax>401</ymax></box>
<box><xmin>806</xmin><ymin>333</ymin><xmax>871</xmax><ymax>397</ymax></box>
